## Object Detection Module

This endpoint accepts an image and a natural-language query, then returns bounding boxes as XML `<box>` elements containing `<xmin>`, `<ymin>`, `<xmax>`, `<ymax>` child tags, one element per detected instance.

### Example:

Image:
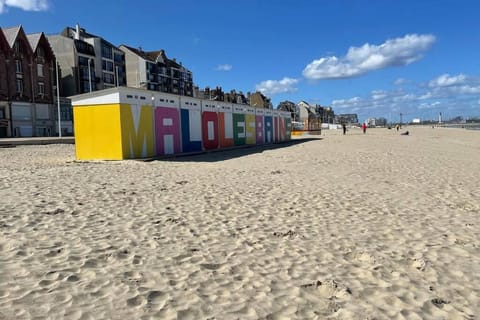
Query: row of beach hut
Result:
<box><xmin>70</xmin><ymin>87</ymin><xmax>292</xmax><ymax>160</ymax></box>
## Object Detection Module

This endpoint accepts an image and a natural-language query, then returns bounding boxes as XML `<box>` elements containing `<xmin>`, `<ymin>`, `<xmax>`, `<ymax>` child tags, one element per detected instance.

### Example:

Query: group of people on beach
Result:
<box><xmin>342</xmin><ymin>123</ymin><xmax>367</xmax><ymax>135</ymax></box>
<box><xmin>341</xmin><ymin>123</ymin><xmax>409</xmax><ymax>135</ymax></box>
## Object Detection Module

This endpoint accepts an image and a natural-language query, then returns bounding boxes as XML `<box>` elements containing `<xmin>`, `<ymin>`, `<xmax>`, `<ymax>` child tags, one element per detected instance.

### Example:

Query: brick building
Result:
<box><xmin>0</xmin><ymin>26</ymin><xmax>57</xmax><ymax>137</ymax></box>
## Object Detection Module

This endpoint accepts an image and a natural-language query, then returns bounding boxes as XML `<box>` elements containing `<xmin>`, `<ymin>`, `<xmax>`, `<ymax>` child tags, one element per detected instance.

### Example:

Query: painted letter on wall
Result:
<box><xmin>218</xmin><ymin>103</ymin><xmax>234</xmax><ymax>148</ymax></box>
<box><xmin>155</xmin><ymin>106</ymin><xmax>181</xmax><ymax>155</ymax></box>
<box><xmin>202</xmin><ymin>111</ymin><xmax>219</xmax><ymax>150</ymax></box>
<box><xmin>245</xmin><ymin>107</ymin><xmax>256</xmax><ymax>145</ymax></box>
<box><xmin>120</xmin><ymin>104</ymin><xmax>155</xmax><ymax>158</ymax></box>
<box><xmin>233</xmin><ymin>106</ymin><xmax>246</xmax><ymax>146</ymax></box>
<box><xmin>181</xmin><ymin>108</ymin><xmax>202</xmax><ymax>153</ymax></box>
<box><xmin>264</xmin><ymin>115</ymin><xmax>273</xmax><ymax>144</ymax></box>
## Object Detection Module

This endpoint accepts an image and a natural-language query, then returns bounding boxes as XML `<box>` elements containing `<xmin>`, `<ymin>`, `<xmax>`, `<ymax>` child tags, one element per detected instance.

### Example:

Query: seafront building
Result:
<box><xmin>366</xmin><ymin>117</ymin><xmax>387</xmax><ymax>127</ymax></box>
<box><xmin>295</xmin><ymin>101</ymin><xmax>334</xmax><ymax>130</ymax></box>
<box><xmin>248</xmin><ymin>91</ymin><xmax>272</xmax><ymax>109</ymax></box>
<box><xmin>46</xmin><ymin>24</ymin><xmax>130</xmax><ymax>136</ymax></box>
<box><xmin>0</xmin><ymin>26</ymin><xmax>58</xmax><ymax>137</ymax></box>
<box><xmin>277</xmin><ymin>100</ymin><xmax>296</xmax><ymax>119</ymax></box>
<box><xmin>120</xmin><ymin>45</ymin><xmax>193</xmax><ymax>96</ymax></box>
<box><xmin>47</xmin><ymin>24</ymin><xmax>127</xmax><ymax>97</ymax></box>
<box><xmin>1</xmin><ymin>23</ymin><xmax>345</xmax><ymax>138</ymax></box>
<box><xmin>335</xmin><ymin>113</ymin><xmax>359</xmax><ymax>125</ymax></box>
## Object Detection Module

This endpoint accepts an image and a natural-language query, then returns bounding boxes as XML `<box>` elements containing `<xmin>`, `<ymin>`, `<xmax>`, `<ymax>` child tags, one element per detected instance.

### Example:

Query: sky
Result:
<box><xmin>1</xmin><ymin>0</ymin><xmax>479</xmax><ymax>122</ymax></box>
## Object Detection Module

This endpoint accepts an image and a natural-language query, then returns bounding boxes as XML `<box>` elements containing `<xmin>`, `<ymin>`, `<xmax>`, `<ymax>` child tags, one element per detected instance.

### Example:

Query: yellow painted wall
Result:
<box><xmin>119</xmin><ymin>104</ymin><xmax>155</xmax><ymax>159</ymax></box>
<box><xmin>73</xmin><ymin>104</ymin><xmax>124</xmax><ymax>160</ymax></box>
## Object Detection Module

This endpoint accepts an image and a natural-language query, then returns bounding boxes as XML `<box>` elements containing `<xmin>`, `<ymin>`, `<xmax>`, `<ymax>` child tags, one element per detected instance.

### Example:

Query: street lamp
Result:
<box><xmin>55</xmin><ymin>59</ymin><xmax>62</xmax><ymax>138</ymax></box>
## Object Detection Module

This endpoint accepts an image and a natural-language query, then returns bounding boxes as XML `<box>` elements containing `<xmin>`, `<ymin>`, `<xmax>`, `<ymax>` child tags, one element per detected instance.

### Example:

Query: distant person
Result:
<box><xmin>362</xmin><ymin>123</ymin><xmax>367</xmax><ymax>134</ymax></box>
<box><xmin>342</xmin><ymin>123</ymin><xmax>347</xmax><ymax>135</ymax></box>
<box><xmin>396</xmin><ymin>124</ymin><xmax>400</xmax><ymax>131</ymax></box>
<box><xmin>401</xmin><ymin>131</ymin><xmax>409</xmax><ymax>136</ymax></box>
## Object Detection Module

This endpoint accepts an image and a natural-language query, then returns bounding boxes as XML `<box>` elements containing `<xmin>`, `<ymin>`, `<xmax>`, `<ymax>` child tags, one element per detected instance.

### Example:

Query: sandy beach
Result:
<box><xmin>0</xmin><ymin>126</ymin><xmax>479</xmax><ymax>319</ymax></box>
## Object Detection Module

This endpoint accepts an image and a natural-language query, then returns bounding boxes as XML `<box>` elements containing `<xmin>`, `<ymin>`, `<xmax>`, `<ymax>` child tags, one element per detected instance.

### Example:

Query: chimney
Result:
<box><xmin>75</xmin><ymin>23</ymin><xmax>80</xmax><ymax>40</ymax></box>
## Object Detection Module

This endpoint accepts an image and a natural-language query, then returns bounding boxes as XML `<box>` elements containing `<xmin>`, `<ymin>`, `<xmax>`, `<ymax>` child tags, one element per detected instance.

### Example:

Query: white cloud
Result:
<box><xmin>456</xmin><ymin>85</ymin><xmax>480</xmax><ymax>94</ymax></box>
<box><xmin>394</xmin><ymin>78</ymin><xmax>410</xmax><ymax>86</ymax></box>
<box><xmin>330</xmin><ymin>73</ymin><xmax>480</xmax><ymax>120</ymax></box>
<box><xmin>215</xmin><ymin>64</ymin><xmax>232</xmax><ymax>71</ymax></box>
<box><xmin>372</xmin><ymin>90</ymin><xmax>387</xmax><ymax>100</ymax></box>
<box><xmin>302</xmin><ymin>34</ymin><xmax>436</xmax><ymax>80</ymax></box>
<box><xmin>427</xmin><ymin>74</ymin><xmax>480</xmax><ymax>96</ymax></box>
<box><xmin>332</xmin><ymin>96</ymin><xmax>365</xmax><ymax>109</ymax></box>
<box><xmin>0</xmin><ymin>0</ymin><xmax>48</xmax><ymax>13</ymax></box>
<box><xmin>418</xmin><ymin>101</ymin><xmax>441</xmax><ymax>109</ymax></box>
<box><xmin>255</xmin><ymin>77</ymin><xmax>299</xmax><ymax>95</ymax></box>
<box><xmin>428</xmin><ymin>73</ymin><xmax>466</xmax><ymax>87</ymax></box>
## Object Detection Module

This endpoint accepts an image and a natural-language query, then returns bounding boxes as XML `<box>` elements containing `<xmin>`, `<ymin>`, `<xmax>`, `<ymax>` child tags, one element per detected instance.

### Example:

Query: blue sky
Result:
<box><xmin>1</xmin><ymin>0</ymin><xmax>479</xmax><ymax>122</ymax></box>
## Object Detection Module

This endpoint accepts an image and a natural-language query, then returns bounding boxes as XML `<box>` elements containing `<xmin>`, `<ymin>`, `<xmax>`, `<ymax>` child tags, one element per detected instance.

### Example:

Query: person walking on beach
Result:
<box><xmin>362</xmin><ymin>123</ymin><xmax>367</xmax><ymax>134</ymax></box>
<box><xmin>342</xmin><ymin>123</ymin><xmax>347</xmax><ymax>135</ymax></box>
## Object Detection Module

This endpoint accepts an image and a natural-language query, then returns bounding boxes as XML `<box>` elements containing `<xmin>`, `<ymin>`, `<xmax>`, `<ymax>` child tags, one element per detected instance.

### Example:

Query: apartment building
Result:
<box><xmin>0</xmin><ymin>25</ymin><xmax>57</xmax><ymax>137</ymax></box>
<box><xmin>248</xmin><ymin>92</ymin><xmax>272</xmax><ymax>109</ymax></box>
<box><xmin>120</xmin><ymin>45</ymin><xmax>193</xmax><ymax>96</ymax></box>
<box><xmin>47</xmin><ymin>24</ymin><xmax>126</xmax><ymax>97</ymax></box>
<box><xmin>335</xmin><ymin>114</ymin><xmax>359</xmax><ymax>125</ymax></box>
<box><xmin>277</xmin><ymin>100</ymin><xmax>296</xmax><ymax>120</ymax></box>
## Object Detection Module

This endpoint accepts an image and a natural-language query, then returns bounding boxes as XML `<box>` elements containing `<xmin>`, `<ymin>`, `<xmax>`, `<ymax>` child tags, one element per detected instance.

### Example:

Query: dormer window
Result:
<box><xmin>14</xmin><ymin>41</ymin><xmax>20</xmax><ymax>54</ymax></box>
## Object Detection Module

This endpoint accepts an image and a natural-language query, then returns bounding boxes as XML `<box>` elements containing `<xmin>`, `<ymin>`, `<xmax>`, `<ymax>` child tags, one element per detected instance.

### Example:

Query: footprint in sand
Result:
<box><xmin>410</xmin><ymin>255</ymin><xmax>427</xmax><ymax>271</ymax></box>
<box><xmin>431</xmin><ymin>297</ymin><xmax>450</xmax><ymax>308</ymax></box>
<box><xmin>127</xmin><ymin>295</ymin><xmax>145</xmax><ymax>308</ymax></box>
<box><xmin>300</xmin><ymin>279</ymin><xmax>352</xmax><ymax>299</ymax></box>
<box><xmin>67</xmin><ymin>275</ymin><xmax>80</xmax><ymax>282</ymax></box>
<box><xmin>146</xmin><ymin>290</ymin><xmax>168</xmax><ymax>310</ymax></box>
<box><xmin>123</xmin><ymin>271</ymin><xmax>144</xmax><ymax>286</ymax></box>
<box><xmin>346</xmin><ymin>251</ymin><xmax>377</xmax><ymax>267</ymax></box>
<box><xmin>200</xmin><ymin>263</ymin><xmax>222</xmax><ymax>271</ymax></box>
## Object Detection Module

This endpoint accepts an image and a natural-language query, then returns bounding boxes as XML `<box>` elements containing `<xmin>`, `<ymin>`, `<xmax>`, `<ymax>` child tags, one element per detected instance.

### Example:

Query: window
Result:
<box><xmin>16</xmin><ymin>79</ymin><xmax>23</xmax><ymax>93</ymax></box>
<box><xmin>78</xmin><ymin>56</ymin><xmax>94</xmax><ymax>67</ymax></box>
<box><xmin>37</xmin><ymin>64</ymin><xmax>44</xmax><ymax>77</ymax></box>
<box><xmin>81</xmin><ymin>81</ymin><xmax>91</xmax><ymax>93</ymax></box>
<box><xmin>36</xmin><ymin>104</ymin><xmax>49</xmax><ymax>119</ymax></box>
<box><xmin>101</xmin><ymin>43</ymin><xmax>113</xmax><ymax>59</ymax></box>
<box><xmin>37</xmin><ymin>46</ymin><xmax>44</xmax><ymax>58</ymax></box>
<box><xmin>102</xmin><ymin>60</ymin><xmax>114</xmax><ymax>72</ymax></box>
<box><xmin>38</xmin><ymin>82</ymin><xmax>45</xmax><ymax>96</ymax></box>
<box><xmin>15</xmin><ymin>60</ymin><xmax>22</xmax><ymax>73</ymax></box>
<box><xmin>103</xmin><ymin>72</ymin><xmax>114</xmax><ymax>84</ymax></box>
<box><xmin>80</xmin><ymin>66</ymin><xmax>89</xmax><ymax>79</ymax></box>
<box><xmin>114</xmin><ymin>52</ymin><xmax>124</xmax><ymax>63</ymax></box>
<box><xmin>14</xmin><ymin>41</ymin><xmax>20</xmax><ymax>54</ymax></box>
<box><xmin>12</xmin><ymin>105</ymin><xmax>31</xmax><ymax>120</ymax></box>
<box><xmin>60</xmin><ymin>104</ymin><xmax>73</xmax><ymax>121</ymax></box>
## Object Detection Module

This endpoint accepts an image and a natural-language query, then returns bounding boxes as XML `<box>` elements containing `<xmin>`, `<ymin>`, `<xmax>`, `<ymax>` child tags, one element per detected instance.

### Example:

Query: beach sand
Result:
<box><xmin>0</xmin><ymin>126</ymin><xmax>479</xmax><ymax>319</ymax></box>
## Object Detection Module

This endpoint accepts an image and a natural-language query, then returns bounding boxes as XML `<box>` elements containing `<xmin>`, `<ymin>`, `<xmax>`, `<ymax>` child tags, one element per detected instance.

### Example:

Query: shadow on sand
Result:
<box><xmin>142</xmin><ymin>137</ymin><xmax>321</xmax><ymax>163</ymax></box>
